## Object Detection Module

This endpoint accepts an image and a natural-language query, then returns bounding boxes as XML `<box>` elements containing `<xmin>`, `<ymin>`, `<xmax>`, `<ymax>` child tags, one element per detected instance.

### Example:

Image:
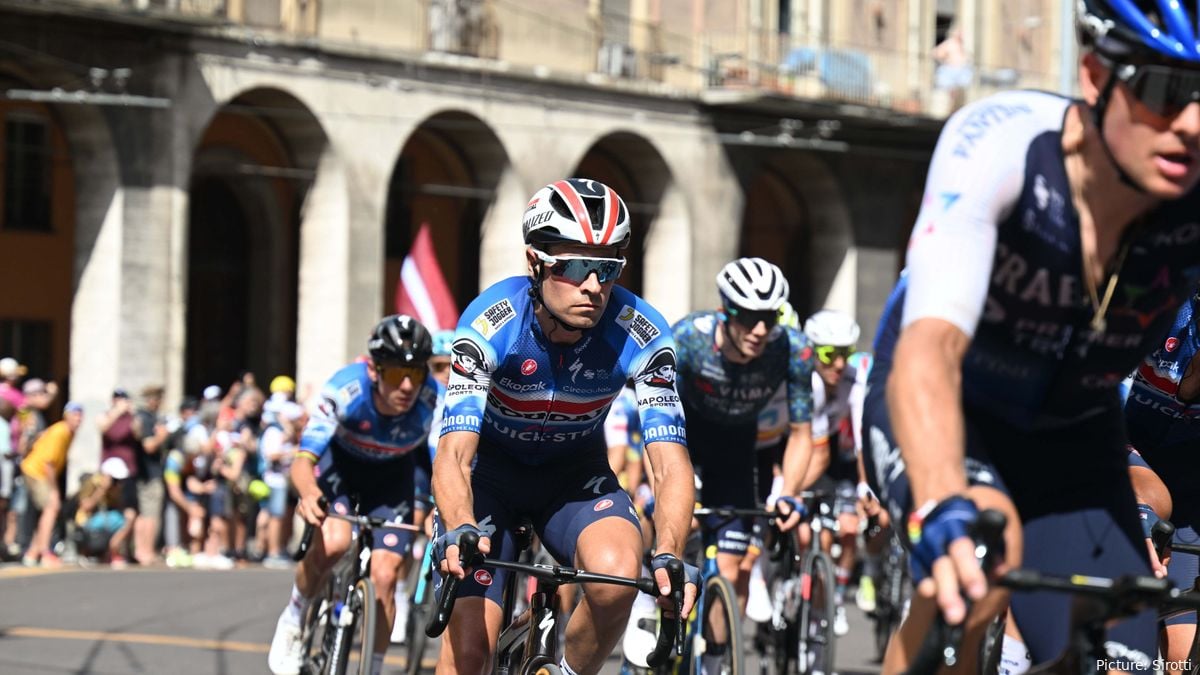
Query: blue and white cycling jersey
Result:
<box><xmin>881</xmin><ymin>90</ymin><xmax>1200</xmax><ymax>430</ymax></box>
<box><xmin>603</xmin><ymin>386</ymin><xmax>643</xmax><ymax>457</ymax></box>
<box><xmin>299</xmin><ymin>362</ymin><xmax>443</xmax><ymax>464</ymax></box>
<box><xmin>440</xmin><ymin>276</ymin><xmax>687</xmax><ymax>465</ymax></box>
<box><xmin>1124</xmin><ymin>293</ymin><xmax>1200</xmax><ymax>450</ymax></box>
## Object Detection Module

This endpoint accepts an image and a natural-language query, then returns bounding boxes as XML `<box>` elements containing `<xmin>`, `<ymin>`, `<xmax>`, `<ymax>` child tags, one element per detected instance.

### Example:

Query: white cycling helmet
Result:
<box><xmin>716</xmin><ymin>257</ymin><xmax>789</xmax><ymax>311</ymax></box>
<box><xmin>523</xmin><ymin>178</ymin><xmax>631</xmax><ymax>250</ymax></box>
<box><xmin>804</xmin><ymin>309</ymin><xmax>861</xmax><ymax>347</ymax></box>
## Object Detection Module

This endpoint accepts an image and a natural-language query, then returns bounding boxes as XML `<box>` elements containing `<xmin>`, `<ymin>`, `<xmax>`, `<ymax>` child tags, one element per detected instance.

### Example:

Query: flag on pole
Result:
<box><xmin>395</xmin><ymin>223</ymin><xmax>459</xmax><ymax>331</ymax></box>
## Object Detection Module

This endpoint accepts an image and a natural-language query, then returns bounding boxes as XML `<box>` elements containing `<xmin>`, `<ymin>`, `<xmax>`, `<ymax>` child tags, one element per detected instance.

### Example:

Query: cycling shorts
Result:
<box><xmin>1128</xmin><ymin>443</ymin><xmax>1200</xmax><ymax>627</ymax></box>
<box><xmin>315</xmin><ymin>450</ymin><xmax>416</xmax><ymax>556</ymax></box>
<box><xmin>687</xmin><ymin>411</ymin><xmax>763</xmax><ymax>556</ymax></box>
<box><xmin>432</xmin><ymin>443</ymin><xmax>640</xmax><ymax>607</ymax></box>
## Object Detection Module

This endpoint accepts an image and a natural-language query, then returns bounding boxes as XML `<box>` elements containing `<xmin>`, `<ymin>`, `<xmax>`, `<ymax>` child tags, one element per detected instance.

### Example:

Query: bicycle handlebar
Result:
<box><xmin>292</xmin><ymin>496</ymin><xmax>329</xmax><ymax>562</ymax></box>
<box><xmin>425</xmin><ymin>530</ymin><xmax>479</xmax><ymax>638</ymax></box>
<box><xmin>1152</xmin><ymin>520</ymin><xmax>1176</xmax><ymax>562</ymax></box>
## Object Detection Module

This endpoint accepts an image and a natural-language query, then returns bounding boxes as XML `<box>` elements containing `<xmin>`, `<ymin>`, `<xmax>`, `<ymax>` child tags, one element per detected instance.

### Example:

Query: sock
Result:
<box><xmin>701</xmin><ymin>652</ymin><xmax>725</xmax><ymax>675</ymax></box>
<box><xmin>559</xmin><ymin>655</ymin><xmax>579</xmax><ymax>675</ymax></box>
<box><xmin>394</xmin><ymin>578</ymin><xmax>409</xmax><ymax>617</ymax></box>
<box><xmin>835</xmin><ymin>567</ymin><xmax>851</xmax><ymax>603</ymax></box>
<box><xmin>999</xmin><ymin>635</ymin><xmax>1031</xmax><ymax>675</ymax></box>
<box><xmin>371</xmin><ymin>652</ymin><xmax>385</xmax><ymax>675</ymax></box>
<box><xmin>285</xmin><ymin>584</ymin><xmax>308</xmax><ymax>625</ymax></box>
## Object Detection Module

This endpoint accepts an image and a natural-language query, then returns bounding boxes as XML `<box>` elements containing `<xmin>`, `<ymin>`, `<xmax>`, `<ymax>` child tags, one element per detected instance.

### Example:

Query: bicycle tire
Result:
<box><xmin>691</xmin><ymin>575</ymin><xmax>746</xmax><ymax>675</ymax></box>
<box><xmin>351</xmin><ymin>577</ymin><xmax>377</xmax><ymax>675</ymax></box>
<box><xmin>405</xmin><ymin>572</ymin><xmax>433</xmax><ymax>675</ymax></box>
<box><xmin>300</xmin><ymin>578</ymin><xmax>339</xmax><ymax>675</ymax></box>
<box><xmin>978</xmin><ymin>613</ymin><xmax>1006</xmax><ymax>675</ymax></box>
<box><xmin>798</xmin><ymin>551</ymin><xmax>837</xmax><ymax>675</ymax></box>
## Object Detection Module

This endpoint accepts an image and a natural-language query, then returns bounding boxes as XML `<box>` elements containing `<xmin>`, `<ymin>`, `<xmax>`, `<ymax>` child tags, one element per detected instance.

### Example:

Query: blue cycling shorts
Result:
<box><xmin>315</xmin><ymin>450</ymin><xmax>416</xmax><ymax>556</ymax></box>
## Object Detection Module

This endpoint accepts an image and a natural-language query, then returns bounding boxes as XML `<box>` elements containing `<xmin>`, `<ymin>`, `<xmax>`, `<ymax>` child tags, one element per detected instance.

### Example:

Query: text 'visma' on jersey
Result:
<box><xmin>1125</xmin><ymin>293</ymin><xmax>1200</xmax><ymax>450</ymax></box>
<box><xmin>440</xmin><ymin>276</ymin><xmax>687</xmax><ymax>466</ymax></box>
<box><xmin>894</xmin><ymin>90</ymin><xmax>1200</xmax><ymax>429</ymax></box>
<box><xmin>298</xmin><ymin>362</ymin><xmax>443</xmax><ymax>463</ymax></box>
<box><xmin>672</xmin><ymin>311</ymin><xmax>814</xmax><ymax>426</ymax></box>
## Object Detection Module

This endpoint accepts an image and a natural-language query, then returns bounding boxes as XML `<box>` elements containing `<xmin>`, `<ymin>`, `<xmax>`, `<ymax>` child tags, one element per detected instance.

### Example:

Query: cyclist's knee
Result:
<box><xmin>369</xmin><ymin>560</ymin><xmax>400</xmax><ymax>596</ymax></box>
<box><xmin>578</xmin><ymin>548</ymin><xmax>639</xmax><ymax>614</ymax></box>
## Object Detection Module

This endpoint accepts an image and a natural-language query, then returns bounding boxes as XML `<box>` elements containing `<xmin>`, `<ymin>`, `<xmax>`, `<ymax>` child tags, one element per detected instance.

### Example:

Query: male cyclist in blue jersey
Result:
<box><xmin>431</xmin><ymin>178</ymin><xmax>698</xmax><ymax>675</ymax></box>
<box><xmin>672</xmin><ymin>257</ymin><xmax>816</xmax><ymax>667</ymax></box>
<box><xmin>863</xmin><ymin>1</ymin><xmax>1200</xmax><ymax>672</ymax></box>
<box><xmin>268</xmin><ymin>315</ymin><xmax>443</xmax><ymax>675</ymax></box>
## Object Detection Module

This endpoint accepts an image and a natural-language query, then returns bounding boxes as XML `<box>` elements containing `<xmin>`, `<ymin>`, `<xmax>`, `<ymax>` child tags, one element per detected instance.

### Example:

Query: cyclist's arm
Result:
<box><xmin>643</xmin><ymin>439</ymin><xmax>693</xmax><ymax>558</ymax></box>
<box><xmin>780</xmin><ymin>421</ymin><xmax>814</xmax><ymax>496</ymax></box>
<box><xmin>780</xmin><ymin>326</ymin><xmax>816</xmax><ymax>497</ymax></box>
<box><xmin>431</xmin><ymin>430</ymin><xmax>480</xmax><ymax>529</ymax></box>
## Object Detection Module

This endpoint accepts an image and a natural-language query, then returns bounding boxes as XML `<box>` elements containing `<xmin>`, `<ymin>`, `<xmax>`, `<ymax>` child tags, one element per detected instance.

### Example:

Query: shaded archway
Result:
<box><xmin>571</xmin><ymin>132</ymin><xmax>672</xmax><ymax>298</ymax></box>
<box><xmin>385</xmin><ymin>111</ymin><xmax>509</xmax><ymax>324</ymax></box>
<box><xmin>741</xmin><ymin>165</ymin><xmax>810</xmax><ymax>314</ymax></box>
<box><xmin>0</xmin><ymin>74</ymin><xmax>75</xmax><ymax>385</ymax></box>
<box><xmin>187</xmin><ymin>88</ymin><xmax>326</xmax><ymax>394</ymax></box>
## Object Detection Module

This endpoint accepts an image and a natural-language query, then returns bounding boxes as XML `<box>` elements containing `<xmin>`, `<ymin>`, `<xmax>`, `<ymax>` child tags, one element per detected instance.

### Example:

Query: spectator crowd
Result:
<box><xmin>0</xmin><ymin>355</ymin><xmax>309</xmax><ymax>571</ymax></box>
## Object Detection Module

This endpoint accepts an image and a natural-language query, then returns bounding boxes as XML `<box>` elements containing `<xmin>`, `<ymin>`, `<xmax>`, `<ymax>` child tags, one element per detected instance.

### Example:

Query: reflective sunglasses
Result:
<box><xmin>377</xmin><ymin>364</ymin><xmax>427</xmax><ymax>386</ymax></box>
<box><xmin>725</xmin><ymin>306</ymin><xmax>779</xmax><ymax>329</ymax></box>
<box><xmin>533</xmin><ymin>249</ymin><xmax>626</xmax><ymax>284</ymax></box>
<box><xmin>815</xmin><ymin>345</ymin><xmax>854</xmax><ymax>366</ymax></box>
<box><xmin>1110</xmin><ymin>60</ymin><xmax>1200</xmax><ymax>118</ymax></box>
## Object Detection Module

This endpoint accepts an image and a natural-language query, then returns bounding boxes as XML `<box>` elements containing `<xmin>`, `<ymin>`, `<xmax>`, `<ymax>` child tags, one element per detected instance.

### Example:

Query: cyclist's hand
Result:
<box><xmin>434</xmin><ymin>524</ymin><xmax>491</xmax><ymax>580</ymax></box>
<box><xmin>1145</xmin><ymin>538</ymin><xmax>1169</xmax><ymax>578</ymax></box>
<box><xmin>650</xmin><ymin>553</ymin><xmax>701</xmax><ymax>618</ymax></box>
<box><xmin>909</xmin><ymin>496</ymin><xmax>985</xmax><ymax>626</ymax></box>
<box><xmin>857</xmin><ymin>482</ymin><xmax>882</xmax><ymax>517</ymax></box>
<box><xmin>773</xmin><ymin>496</ymin><xmax>806</xmax><ymax>532</ymax></box>
<box><xmin>296</xmin><ymin>491</ymin><xmax>327</xmax><ymax>526</ymax></box>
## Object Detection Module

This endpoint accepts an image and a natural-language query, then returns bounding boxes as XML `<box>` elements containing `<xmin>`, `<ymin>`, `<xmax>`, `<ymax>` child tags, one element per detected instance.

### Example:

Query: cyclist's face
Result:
<box><xmin>723</xmin><ymin>311</ymin><xmax>772</xmax><ymax>359</ymax></box>
<box><xmin>815</xmin><ymin>351</ymin><xmax>848</xmax><ymax>387</ymax></box>
<box><xmin>1085</xmin><ymin>54</ymin><xmax>1200</xmax><ymax>198</ymax></box>
<box><xmin>429</xmin><ymin>355</ymin><xmax>452</xmax><ymax>385</ymax></box>
<box><xmin>368</xmin><ymin>361</ymin><xmax>423</xmax><ymax>415</ymax></box>
<box><xmin>528</xmin><ymin>243</ymin><xmax>620</xmax><ymax>328</ymax></box>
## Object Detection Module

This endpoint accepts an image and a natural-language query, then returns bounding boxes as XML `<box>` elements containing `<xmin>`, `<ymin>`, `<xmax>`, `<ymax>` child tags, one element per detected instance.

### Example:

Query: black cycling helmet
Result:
<box><xmin>368</xmin><ymin>314</ymin><xmax>432</xmax><ymax>365</ymax></box>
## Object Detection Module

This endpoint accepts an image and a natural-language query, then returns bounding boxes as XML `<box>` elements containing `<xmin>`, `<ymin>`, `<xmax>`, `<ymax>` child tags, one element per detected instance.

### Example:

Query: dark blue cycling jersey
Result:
<box><xmin>672</xmin><ymin>311</ymin><xmax>813</xmax><ymax>426</ymax></box>
<box><xmin>1125</xmin><ymin>293</ymin><xmax>1200</xmax><ymax>450</ymax></box>
<box><xmin>298</xmin><ymin>362</ymin><xmax>443</xmax><ymax>463</ymax></box>
<box><xmin>439</xmin><ymin>276</ymin><xmax>687</xmax><ymax>465</ymax></box>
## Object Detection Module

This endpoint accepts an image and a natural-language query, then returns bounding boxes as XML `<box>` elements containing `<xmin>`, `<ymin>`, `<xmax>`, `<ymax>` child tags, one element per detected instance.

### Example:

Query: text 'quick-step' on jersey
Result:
<box><xmin>298</xmin><ymin>362</ymin><xmax>444</xmax><ymax>463</ymax></box>
<box><xmin>894</xmin><ymin>90</ymin><xmax>1200</xmax><ymax>430</ymax></box>
<box><xmin>440</xmin><ymin>276</ymin><xmax>687</xmax><ymax>465</ymax></box>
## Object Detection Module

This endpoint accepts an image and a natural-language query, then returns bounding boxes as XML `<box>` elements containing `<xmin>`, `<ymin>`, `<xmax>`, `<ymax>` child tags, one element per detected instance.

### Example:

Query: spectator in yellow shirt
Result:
<box><xmin>20</xmin><ymin>401</ymin><xmax>83</xmax><ymax>567</ymax></box>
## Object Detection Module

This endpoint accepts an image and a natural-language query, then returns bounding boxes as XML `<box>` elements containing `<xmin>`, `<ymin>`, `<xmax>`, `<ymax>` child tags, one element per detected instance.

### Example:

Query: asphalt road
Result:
<box><xmin>0</xmin><ymin>563</ymin><xmax>884</xmax><ymax>675</ymax></box>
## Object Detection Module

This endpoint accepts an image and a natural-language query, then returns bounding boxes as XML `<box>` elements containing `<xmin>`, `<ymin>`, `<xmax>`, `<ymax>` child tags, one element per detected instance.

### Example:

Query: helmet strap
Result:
<box><xmin>1091</xmin><ymin>71</ymin><xmax>1147</xmax><ymax>194</ymax></box>
<box><xmin>528</xmin><ymin>264</ymin><xmax>590</xmax><ymax>337</ymax></box>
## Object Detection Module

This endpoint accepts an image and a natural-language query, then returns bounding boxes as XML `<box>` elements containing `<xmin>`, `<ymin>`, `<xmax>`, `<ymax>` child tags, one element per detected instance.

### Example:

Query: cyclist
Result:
<box><xmin>862</xmin><ymin>1</ymin><xmax>1200</xmax><ymax>671</ymax></box>
<box><xmin>1123</xmin><ymin>290</ymin><xmax>1200</xmax><ymax>672</ymax></box>
<box><xmin>431</xmin><ymin>178</ymin><xmax>698</xmax><ymax>675</ymax></box>
<box><xmin>268</xmin><ymin>314</ymin><xmax>443</xmax><ymax>675</ymax></box>
<box><xmin>801</xmin><ymin>309</ymin><xmax>873</xmax><ymax>637</ymax></box>
<box><xmin>671</xmin><ymin>257</ymin><xmax>815</xmax><ymax>671</ymax></box>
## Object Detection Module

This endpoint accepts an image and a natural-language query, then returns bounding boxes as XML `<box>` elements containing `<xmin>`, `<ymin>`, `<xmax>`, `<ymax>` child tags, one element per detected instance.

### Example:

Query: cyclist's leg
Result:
<box><xmin>690</xmin><ymin>419</ymin><xmax>759</xmax><ymax>611</ymax></box>
<box><xmin>1160</xmin><ymin>538</ymin><xmax>1197</xmax><ymax>675</ymax></box>
<box><xmin>863</xmin><ymin>386</ymin><xmax>1020</xmax><ymax>675</ymax></box>
<box><xmin>539</xmin><ymin>460</ymin><xmax>642</xmax><ymax>675</ymax></box>
<box><xmin>359</xmin><ymin>458</ymin><xmax>417</xmax><ymax>659</ymax></box>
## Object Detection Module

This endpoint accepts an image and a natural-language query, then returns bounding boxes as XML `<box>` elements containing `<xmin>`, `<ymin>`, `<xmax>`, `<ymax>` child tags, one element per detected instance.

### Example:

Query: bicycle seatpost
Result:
<box><xmin>645</xmin><ymin>556</ymin><xmax>685</xmax><ymax>668</ymax></box>
<box><xmin>426</xmin><ymin>530</ymin><xmax>480</xmax><ymax>638</ymax></box>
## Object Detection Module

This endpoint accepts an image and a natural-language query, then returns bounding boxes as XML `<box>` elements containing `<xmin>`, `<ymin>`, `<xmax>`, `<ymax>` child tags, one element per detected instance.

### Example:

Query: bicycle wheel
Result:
<box><xmin>692</xmin><ymin>575</ymin><xmax>745</xmax><ymax>675</ymax></box>
<box><xmin>300</xmin><ymin>578</ymin><xmax>340</xmax><ymax>675</ymax></box>
<box><xmin>798</xmin><ymin>551</ymin><xmax>837</xmax><ymax>675</ymax></box>
<box><xmin>977</xmin><ymin>613</ymin><xmax>1006</xmax><ymax>675</ymax></box>
<box><xmin>349</xmin><ymin>577</ymin><xmax>377</xmax><ymax>675</ymax></box>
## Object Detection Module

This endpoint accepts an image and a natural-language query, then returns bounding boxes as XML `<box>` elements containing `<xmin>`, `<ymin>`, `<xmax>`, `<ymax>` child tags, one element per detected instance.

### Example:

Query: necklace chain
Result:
<box><xmin>1068</xmin><ymin>151</ymin><xmax>1132</xmax><ymax>333</ymax></box>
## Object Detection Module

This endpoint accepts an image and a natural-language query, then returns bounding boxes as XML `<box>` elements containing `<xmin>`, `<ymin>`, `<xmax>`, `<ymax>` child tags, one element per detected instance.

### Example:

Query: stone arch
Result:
<box><xmin>187</xmin><ymin>87</ymin><xmax>328</xmax><ymax>394</ymax></box>
<box><xmin>385</xmin><ymin>110</ymin><xmax>510</xmax><ymax>324</ymax></box>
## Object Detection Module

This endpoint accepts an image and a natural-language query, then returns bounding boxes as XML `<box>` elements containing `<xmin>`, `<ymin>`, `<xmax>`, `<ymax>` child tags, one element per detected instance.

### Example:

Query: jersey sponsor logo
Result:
<box><xmin>594</xmin><ymin>498</ymin><xmax>614</xmax><ymax>512</ymax></box>
<box><xmin>474</xmin><ymin>569</ymin><xmax>494</xmax><ymax>586</ymax></box>
<box><xmin>496</xmin><ymin>377</ymin><xmax>547</xmax><ymax>393</ymax></box>
<box><xmin>643</xmin><ymin>423</ymin><xmax>686</xmax><ymax>441</ymax></box>
<box><xmin>616</xmin><ymin>305</ymin><xmax>661</xmax><ymax>348</ymax></box>
<box><xmin>638</xmin><ymin>393</ymin><xmax>681</xmax><ymax>407</ymax></box>
<box><xmin>487</xmin><ymin>420</ymin><xmax>601</xmax><ymax>443</ymax></box>
<box><xmin>334</xmin><ymin>502</ymin><xmax>349</xmax><ymax>515</ymax></box>
<box><xmin>950</xmin><ymin>101</ymin><xmax>1033</xmax><ymax>159</ymax></box>
<box><xmin>1166</xmin><ymin>337</ymin><xmax>1180</xmax><ymax>352</ymax></box>
<box><xmin>448</xmin><ymin>382</ymin><xmax>490</xmax><ymax>394</ymax></box>
<box><xmin>383</xmin><ymin>533</ymin><xmax>399</xmax><ymax>548</ymax></box>
<box><xmin>442</xmin><ymin>413</ymin><xmax>482</xmax><ymax>430</ymax></box>
<box><xmin>359</xmin><ymin>420</ymin><xmax>371</xmax><ymax>432</ymax></box>
<box><xmin>637</xmin><ymin>348</ymin><xmax>677</xmax><ymax>389</ymax></box>
<box><xmin>452</xmin><ymin>339</ymin><xmax>487</xmax><ymax>381</ymax></box>
<box><xmin>338</xmin><ymin>380</ymin><xmax>363</xmax><ymax>409</ymax></box>
<box><xmin>521</xmin><ymin>359</ymin><xmax>538</xmax><ymax>376</ymax></box>
<box><xmin>489</xmin><ymin>397</ymin><xmax>608</xmax><ymax>424</ymax></box>
<box><xmin>568</xmin><ymin>358</ymin><xmax>584</xmax><ymax>382</ymax></box>
<box><xmin>472</xmin><ymin>299</ymin><xmax>516</xmax><ymax>339</ymax></box>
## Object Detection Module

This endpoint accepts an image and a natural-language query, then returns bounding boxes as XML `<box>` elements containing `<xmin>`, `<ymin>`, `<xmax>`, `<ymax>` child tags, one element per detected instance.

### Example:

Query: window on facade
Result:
<box><xmin>3</xmin><ymin>114</ymin><xmax>52</xmax><ymax>233</ymax></box>
<box><xmin>778</xmin><ymin>0</ymin><xmax>791</xmax><ymax>34</ymax></box>
<box><xmin>0</xmin><ymin>319</ymin><xmax>52</xmax><ymax>380</ymax></box>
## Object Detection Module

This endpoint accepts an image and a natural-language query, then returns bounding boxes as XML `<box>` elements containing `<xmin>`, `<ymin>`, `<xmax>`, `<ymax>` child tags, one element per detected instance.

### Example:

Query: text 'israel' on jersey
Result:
<box><xmin>672</xmin><ymin>311</ymin><xmax>814</xmax><ymax>426</ymax></box>
<box><xmin>298</xmin><ymin>362</ymin><xmax>443</xmax><ymax>463</ymax></box>
<box><xmin>438</xmin><ymin>276</ymin><xmax>687</xmax><ymax>465</ymax></box>
<box><xmin>1125</xmin><ymin>292</ymin><xmax>1200</xmax><ymax>449</ymax></box>
<box><xmin>893</xmin><ymin>89</ymin><xmax>1200</xmax><ymax>429</ymax></box>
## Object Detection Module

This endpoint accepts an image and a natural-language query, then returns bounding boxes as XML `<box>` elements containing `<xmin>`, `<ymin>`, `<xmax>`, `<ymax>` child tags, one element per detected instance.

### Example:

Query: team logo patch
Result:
<box><xmin>594</xmin><ymin>498</ymin><xmax>614</xmax><ymax>512</ymax></box>
<box><xmin>1167</xmin><ymin>337</ymin><xmax>1180</xmax><ymax>352</ymax></box>
<box><xmin>359</xmin><ymin>420</ymin><xmax>371</xmax><ymax>431</ymax></box>
<box><xmin>521</xmin><ymin>359</ymin><xmax>538</xmax><ymax>376</ymax></box>
<box><xmin>471</xmin><ymin>299</ymin><xmax>516</xmax><ymax>339</ymax></box>
<box><xmin>637</xmin><ymin>348</ymin><xmax>677</xmax><ymax>390</ymax></box>
<box><xmin>800</xmin><ymin>345</ymin><xmax>814</xmax><ymax>362</ymax></box>
<box><xmin>474</xmin><ymin>569</ymin><xmax>494</xmax><ymax>586</ymax></box>
<box><xmin>452</xmin><ymin>339</ymin><xmax>487</xmax><ymax>381</ymax></box>
<box><xmin>615</xmin><ymin>305</ymin><xmax>661</xmax><ymax>348</ymax></box>
<box><xmin>383</xmin><ymin>533</ymin><xmax>399</xmax><ymax>548</ymax></box>
<box><xmin>334</xmin><ymin>502</ymin><xmax>348</xmax><ymax>515</ymax></box>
